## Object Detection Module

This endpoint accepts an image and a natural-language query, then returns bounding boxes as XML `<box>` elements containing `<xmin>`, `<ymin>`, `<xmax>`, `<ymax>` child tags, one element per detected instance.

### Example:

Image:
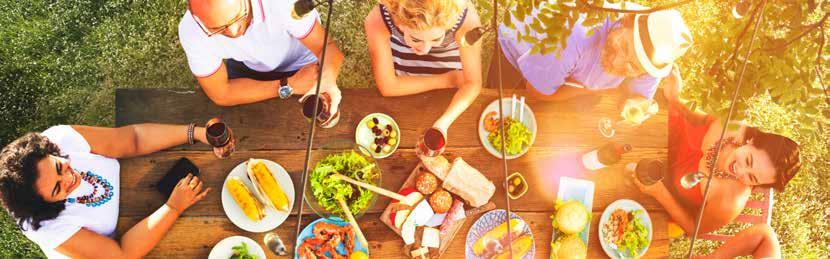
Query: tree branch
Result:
<box><xmin>762</xmin><ymin>12</ymin><xmax>830</xmax><ymax>52</ymax></box>
<box><xmin>576</xmin><ymin>0</ymin><xmax>694</xmax><ymax>14</ymax></box>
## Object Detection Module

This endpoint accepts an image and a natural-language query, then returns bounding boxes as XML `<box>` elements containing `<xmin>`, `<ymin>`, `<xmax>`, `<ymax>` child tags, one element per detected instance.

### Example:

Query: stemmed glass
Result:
<box><xmin>598</xmin><ymin>98</ymin><xmax>659</xmax><ymax>138</ymax></box>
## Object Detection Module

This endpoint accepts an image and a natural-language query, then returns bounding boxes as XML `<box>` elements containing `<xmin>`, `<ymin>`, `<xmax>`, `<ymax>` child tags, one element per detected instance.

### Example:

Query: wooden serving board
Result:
<box><xmin>379</xmin><ymin>163</ymin><xmax>468</xmax><ymax>258</ymax></box>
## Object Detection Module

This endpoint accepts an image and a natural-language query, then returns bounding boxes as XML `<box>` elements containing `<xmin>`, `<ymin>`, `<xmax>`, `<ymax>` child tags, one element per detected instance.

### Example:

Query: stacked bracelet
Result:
<box><xmin>187</xmin><ymin>122</ymin><xmax>196</xmax><ymax>145</ymax></box>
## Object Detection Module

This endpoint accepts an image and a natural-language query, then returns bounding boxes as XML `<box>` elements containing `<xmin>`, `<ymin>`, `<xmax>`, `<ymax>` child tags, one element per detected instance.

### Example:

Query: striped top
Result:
<box><xmin>379</xmin><ymin>4</ymin><xmax>468</xmax><ymax>76</ymax></box>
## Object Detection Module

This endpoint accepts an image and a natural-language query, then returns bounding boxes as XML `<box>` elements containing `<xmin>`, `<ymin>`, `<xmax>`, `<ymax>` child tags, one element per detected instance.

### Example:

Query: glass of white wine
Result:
<box><xmin>598</xmin><ymin>98</ymin><xmax>658</xmax><ymax>138</ymax></box>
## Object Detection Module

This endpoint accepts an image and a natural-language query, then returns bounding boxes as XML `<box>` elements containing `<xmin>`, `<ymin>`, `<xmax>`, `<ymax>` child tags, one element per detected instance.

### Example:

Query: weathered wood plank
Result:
<box><xmin>115</xmin><ymin>89</ymin><xmax>667</xmax><ymax>150</ymax></box>
<box><xmin>118</xmin><ymin>147</ymin><xmax>667</xmax><ymax>217</ymax></box>
<box><xmin>115</xmin><ymin>211</ymin><xmax>669</xmax><ymax>258</ymax></box>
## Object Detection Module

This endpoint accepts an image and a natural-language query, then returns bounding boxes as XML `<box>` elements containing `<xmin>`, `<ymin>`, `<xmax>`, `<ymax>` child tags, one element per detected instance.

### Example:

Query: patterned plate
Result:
<box><xmin>465</xmin><ymin>209</ymin><xmax>535</xmax><ymax>259</ymax></box>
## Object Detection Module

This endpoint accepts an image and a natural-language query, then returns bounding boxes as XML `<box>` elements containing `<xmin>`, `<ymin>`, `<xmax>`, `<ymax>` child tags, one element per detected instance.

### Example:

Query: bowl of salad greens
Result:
<box><xmin>304</xmin><ymin>140</ymin><xmax>381</xmax><ymax>220</ymax></box>
<box><xmin>599</xmin><ymin>199</ymin><xmax>652</xmax><ymax>259</ymax></box>
<box><xmin>478</xmin><ymin>98</ymin><xmax>537</xmax><ymax>160</ymax></box>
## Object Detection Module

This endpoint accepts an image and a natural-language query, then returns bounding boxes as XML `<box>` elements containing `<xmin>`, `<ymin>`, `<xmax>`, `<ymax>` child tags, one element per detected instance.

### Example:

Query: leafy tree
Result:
<box><xmin>498</xmin><ymin>0</ymin><xmax>829</xmax><ymax>257</ymax></box>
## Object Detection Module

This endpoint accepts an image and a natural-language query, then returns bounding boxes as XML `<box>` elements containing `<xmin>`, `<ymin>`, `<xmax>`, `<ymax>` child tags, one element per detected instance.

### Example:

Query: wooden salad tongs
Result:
<box><xmin>330</xmin><ymin>173</ymin><xmax>424</xmax><ymax>208</ymax></box>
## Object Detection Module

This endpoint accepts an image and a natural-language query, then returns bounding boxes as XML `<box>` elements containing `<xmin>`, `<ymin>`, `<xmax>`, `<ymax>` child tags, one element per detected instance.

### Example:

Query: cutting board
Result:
<box><xmin>379</xmin><ymin>162</ymin><xmax>492</xmax><ymax>258</ymax></box>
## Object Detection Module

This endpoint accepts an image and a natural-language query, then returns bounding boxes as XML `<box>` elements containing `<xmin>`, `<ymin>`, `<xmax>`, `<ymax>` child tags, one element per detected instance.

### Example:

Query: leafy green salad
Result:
<box><xmin>620</xmin><ymin>210</ymin><xmax>649</xmax><ymax>258</ymax></box>
<box><xmin>310</xmin><ymin>150</ymin><xmax>378</xmax><ymax>217</ymax></box>
<box><xmin>230</xmin><ymin>242</ymin><xmax>255</xmax><ymax>259</ymax></box>
<box><xmin>488</xmin><ymin>117</ymin><xmax>533</xmax><ymax>155</ymax></box>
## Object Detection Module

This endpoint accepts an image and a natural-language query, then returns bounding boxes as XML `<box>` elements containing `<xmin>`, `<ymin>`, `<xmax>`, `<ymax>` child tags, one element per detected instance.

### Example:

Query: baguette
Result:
<box><xmin>442</xmin><ymin>158</ymin><xmax>494</xmax><ymax>207</ymax></box>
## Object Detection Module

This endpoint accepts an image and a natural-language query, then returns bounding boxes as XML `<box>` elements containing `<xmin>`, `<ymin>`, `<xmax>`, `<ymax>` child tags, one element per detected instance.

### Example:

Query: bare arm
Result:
<box><xmin>697</xmin><ymin>224</ymin><xmax>781</xmax><ymax>259</ymax></box>
<box><xmin>433</xmin><ymin>5</ymin><xmax>483</xmax><ymax>131</ymax></box>
<box><xmin>527</xmin><ymin>83</ymin><xmax>594</xmax><ymax>102</ymax></box>
<box><xmin>635</xmin><ymin>177</ymin><xmax>744</xmax><ymax>234</ymax></box>
<box><xmin>72</xmin><ymin>124</ymin><xmax>208</xmax><ymax>159</ymax></box>
<box><xmin>56</xmin><ymin>175</ymin><xmax>209</xmax><ymax>258</ymax></box>
<box><xmin>195</xmin><ymin>61</ymin><xmax>281</xmax><ymax>107</ymax></box>
<box><xmin>298</xmin><ymin>20</ymin><xmax>344</xmax><ymax>95</ymax></box>
<box><xmin>364</xmin><ymin>7</ymin><xmax>460</xmax><ymax>97</ymax></box>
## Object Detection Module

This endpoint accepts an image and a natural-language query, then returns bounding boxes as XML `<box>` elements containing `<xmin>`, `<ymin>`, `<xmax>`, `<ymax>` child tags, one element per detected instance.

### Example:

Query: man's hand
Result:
<box><xmin>633</xmin><ymin>173</ymin><xmax>669</xmax><ymax>198</ymax></box>
<box><xmin>288</xmin><ymin>64</ymin><xmax>320</xmax><ymax>91</ymax></box>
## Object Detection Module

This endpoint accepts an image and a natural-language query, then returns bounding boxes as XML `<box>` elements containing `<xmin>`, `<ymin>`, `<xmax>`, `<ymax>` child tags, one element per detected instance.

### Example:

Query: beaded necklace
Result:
<box><xmin>703</xmin><ymin>137</ymin><xmax>740</xmax><ymax>181</ymax></box>
<box><xmin>66</xmin><ymin>171</ymin><xmax>114</xmax><ymax>207</ymax></box>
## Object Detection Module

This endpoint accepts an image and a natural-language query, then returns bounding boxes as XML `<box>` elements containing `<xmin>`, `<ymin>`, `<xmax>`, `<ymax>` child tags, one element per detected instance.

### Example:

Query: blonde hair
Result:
<box><xmin>380</xmin><ymin>0</ymin><xmax>465</xmax><ymax>31</ymax></box>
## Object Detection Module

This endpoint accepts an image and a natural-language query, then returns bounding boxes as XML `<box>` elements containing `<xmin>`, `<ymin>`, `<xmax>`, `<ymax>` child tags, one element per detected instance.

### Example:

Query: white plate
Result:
<box><xmin>478</xmin><ymin>98</ymin><xmax>537</xmax><ymax>160</ymax></box>
<box><xmin>598</xmin><ymin>199</ymin><xmax>653</xmax><ymax>259</ymax></box>
<box><xmin>208</xmin><ymin>236</ymin><xmax>267</xmax><ymax>259</ymax></box>
<box><xmin>222</xmin><ymin>159</ymin><xmax>295</xmax><ymax>233</ymax></box>
<box><xmin>355</xmin><ymin>113</ymin><xmax>400</xmax><ymax>159</ymax></box>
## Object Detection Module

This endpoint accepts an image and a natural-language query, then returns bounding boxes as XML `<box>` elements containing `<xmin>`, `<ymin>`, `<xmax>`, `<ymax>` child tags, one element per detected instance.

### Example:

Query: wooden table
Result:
<box><xmin>115</xmin><ymin>88</ymin><xmax>669</xmax><ymax>258</ymax></box>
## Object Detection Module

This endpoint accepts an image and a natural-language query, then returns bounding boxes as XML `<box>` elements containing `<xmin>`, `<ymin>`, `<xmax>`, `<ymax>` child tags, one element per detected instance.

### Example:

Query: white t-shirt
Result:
<box><xmin>21</xmin><ymin>125</ymin><xmax>121</xmax><ymax>259</ymax></box>
<box><xmin>179</xmin><ymin>0</ymin><xmax>320</xmax><ymax>77</ymax></box>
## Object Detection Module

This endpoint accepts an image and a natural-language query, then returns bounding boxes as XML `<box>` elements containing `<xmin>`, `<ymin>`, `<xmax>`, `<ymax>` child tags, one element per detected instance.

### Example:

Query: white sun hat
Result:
<box><xmin>633</xmin><ymin>9</ymin><xmax>693</xmax><ymax>78</ymax></box>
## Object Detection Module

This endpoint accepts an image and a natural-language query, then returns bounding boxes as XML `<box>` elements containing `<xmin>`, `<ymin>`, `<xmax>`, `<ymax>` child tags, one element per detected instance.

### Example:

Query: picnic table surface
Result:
<box><xmin>115</xmin><ymin>88</ymin><xmax>670</xmax><ymax>258</ymax></box>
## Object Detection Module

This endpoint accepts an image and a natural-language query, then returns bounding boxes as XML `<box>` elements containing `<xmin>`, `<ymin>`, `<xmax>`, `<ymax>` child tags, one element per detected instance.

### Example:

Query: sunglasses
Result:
<box><xmin>189</xmin><ymin>0</ymin><xmax>251</xmax><ymax>37</ymax></box>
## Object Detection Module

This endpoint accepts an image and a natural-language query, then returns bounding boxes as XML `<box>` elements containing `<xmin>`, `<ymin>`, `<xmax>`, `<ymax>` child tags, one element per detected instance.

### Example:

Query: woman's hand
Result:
<box><xmin>166</xmin><ymin>173</ymin><xmax>211</xmax><ymax>214</ymax></box>
<box><xmin>633</xmin><ymin>174</ymin><xmax>669</xmax><ymax>198</ymax></box>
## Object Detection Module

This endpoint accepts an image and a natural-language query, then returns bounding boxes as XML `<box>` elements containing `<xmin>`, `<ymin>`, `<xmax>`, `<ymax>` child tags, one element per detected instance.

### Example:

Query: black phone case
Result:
<box><xmin>156</xmin><ymin>157</ymin><xmax>200</xmax><ymax>197</ymax></box>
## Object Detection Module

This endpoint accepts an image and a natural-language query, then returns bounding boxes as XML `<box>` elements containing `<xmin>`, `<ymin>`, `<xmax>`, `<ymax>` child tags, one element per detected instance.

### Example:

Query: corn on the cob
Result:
<box><xmin>247</xmin><ymin>159</ymin><xmax>290</xmax><ymax>212</ymax></box>
<box><xmin>472</xmin><ymin>218</ymin><xmax>526</xmax><ymax>256</ymax></box>
<box><xmin>227</xmin><ymin>176</ymin><xmax>265</xmax><ymax>221</ymax></box>
<box><xmin>494</xmin><ymin>235</ymin><xmax>533</xmax><ymax>259</ymax></box>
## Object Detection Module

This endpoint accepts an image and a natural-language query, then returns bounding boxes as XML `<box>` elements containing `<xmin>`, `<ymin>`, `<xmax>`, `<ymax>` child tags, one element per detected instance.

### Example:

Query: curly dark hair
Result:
<box><xmin>0</xmin><ymin>133</ymin><xmax>66</xmax><ymax>231</ymax></box>
<box><xmin>745</xmin><ymin>127</ymin><xmax>801</xmax><ymax>192</ymax></box>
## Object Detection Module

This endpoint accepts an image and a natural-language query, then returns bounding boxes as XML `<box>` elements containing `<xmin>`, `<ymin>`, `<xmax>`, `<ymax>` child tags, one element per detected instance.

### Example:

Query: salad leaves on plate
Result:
<box><xmin>619</xmin><ymin>210</ymin><xmax>649</xmax><ymax>258</ymax></box>
<box><xmin>310</xmin><ymin>150</ymin><xmax>377</xmax><ymax>217</ymax></box>
<box><xmin>488</xmin><ymin>117</ymin><xmax>532</xmax><ymax>156</ymax></box>
<box><xmin>231</xmin><ymin>242</ymin><xmax>256</xmax><ymax>259</ymax></box>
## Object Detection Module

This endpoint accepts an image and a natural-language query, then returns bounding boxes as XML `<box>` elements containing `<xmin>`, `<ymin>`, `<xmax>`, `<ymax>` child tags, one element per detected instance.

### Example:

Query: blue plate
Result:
<box><xmin>465</xmin><ymin>209</ymin><xmax>535</xmax><ymax>259</ymax></box>
<box><xmin>553</xmin><ymin>177</ymin><xmax>595</xmax><ymax>245</ymax></box>
<box><xmin>294</xmin><ymin>217</ymin><xmax>369</xmax><ymax>259</ymax></box>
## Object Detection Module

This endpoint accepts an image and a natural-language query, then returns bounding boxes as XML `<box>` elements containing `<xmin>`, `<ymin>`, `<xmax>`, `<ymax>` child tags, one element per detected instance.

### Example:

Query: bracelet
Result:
<box><xmin>187</xmin><ymin>122</ymin><xmax>196</xmax><ymax>145</ymax></box>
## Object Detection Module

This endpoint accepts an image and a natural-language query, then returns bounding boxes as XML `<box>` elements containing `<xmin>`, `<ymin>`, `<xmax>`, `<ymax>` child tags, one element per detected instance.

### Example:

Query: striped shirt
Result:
<box><xmin>379</xmin><ymin>4</ymin><xmax>468</xmax><ymax>76</ymax></box>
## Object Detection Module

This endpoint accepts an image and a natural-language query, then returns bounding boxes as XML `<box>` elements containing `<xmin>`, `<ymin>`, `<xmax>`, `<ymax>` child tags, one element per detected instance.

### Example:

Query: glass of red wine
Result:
<box><xmin>417</xmin><ymin>127</ymin><xmax>446</xmax><ymax>157</ymax></box>
<box><xmin>627</xmin><ymin>159</ymin><xmax>665</xmax><ymax>186</ymax></box>
<box><xmin>301</xmin><ymin>93</ymin><xmax>340</xmax><ymax>128</ymax></box>
<box><xmin>205</xmin><ymin>118</ymin><xmax>236</xmax><ymax>159</ymax></box>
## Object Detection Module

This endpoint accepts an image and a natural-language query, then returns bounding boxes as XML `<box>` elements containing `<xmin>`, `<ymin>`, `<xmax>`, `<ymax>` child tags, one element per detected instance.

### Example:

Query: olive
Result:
<box><xmin>372</xmin><ymin>117</ymin><xmax>379</xmax><ymax>124</ymax></box>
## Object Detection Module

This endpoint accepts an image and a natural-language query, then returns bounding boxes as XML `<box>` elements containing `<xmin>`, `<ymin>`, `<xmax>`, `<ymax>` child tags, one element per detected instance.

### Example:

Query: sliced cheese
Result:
<box><xmin>410</xmin><ymin>200</ymin><xmax>435</xmax><ymax>226</ymax></box>
<box><xmin>421</xmin><ymin>227</ymin><xmax>440</xmax><ymax>248</ymax></box>
<box><xmin>410</xmin><ymin>247</ymin><xmax>430</xmax><ymax>258</ymax></box>
<box><xmin>394</xmin><ymin>209</ymin><xmax>411</xmax><ymax>229</ymax></box>
<box><xmin>401</xmin><ymin>214</ymin><xmax>417</xmax><ymax>245</ymax></box>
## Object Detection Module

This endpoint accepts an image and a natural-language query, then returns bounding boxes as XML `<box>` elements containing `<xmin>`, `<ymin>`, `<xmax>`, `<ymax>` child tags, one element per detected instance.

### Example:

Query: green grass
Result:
<box><xmin>0</xmin><ymin>0</ymin><xmax>827</xmax><ymax>258</ymax></box>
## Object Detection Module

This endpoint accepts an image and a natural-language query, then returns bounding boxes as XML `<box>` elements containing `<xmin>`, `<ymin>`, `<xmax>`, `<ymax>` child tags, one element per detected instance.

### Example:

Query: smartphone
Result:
<box><xmin>156</xmin><ymin>157</ymin><xmax>200</xmax><ymax>197</ymax></box>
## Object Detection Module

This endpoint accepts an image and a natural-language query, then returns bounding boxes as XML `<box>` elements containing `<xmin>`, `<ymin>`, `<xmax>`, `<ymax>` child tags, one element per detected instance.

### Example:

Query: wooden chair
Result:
<box><xmin>699</xmin><ymin>187</ymin><xmax>774</xmax><ymax>242</ymax></box>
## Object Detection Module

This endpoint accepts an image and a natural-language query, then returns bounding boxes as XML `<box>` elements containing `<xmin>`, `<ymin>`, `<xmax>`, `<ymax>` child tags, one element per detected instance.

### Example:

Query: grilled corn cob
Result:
<box><xmin>247</xmin><ymin>159</ymin><xmax>290</xmax><ymax>212</ymax></box>
<box><xmin>227</xmin><ymin>176</ymin><xmax>265</xmax><ymax>221</ymax></box>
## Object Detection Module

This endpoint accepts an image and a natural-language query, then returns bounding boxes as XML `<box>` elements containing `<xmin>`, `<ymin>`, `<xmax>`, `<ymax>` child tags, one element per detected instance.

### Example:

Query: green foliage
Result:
<box><xmin>504</xmin><ymin>0</ymin><xmax>830</xmax><ymax>257</ymax></box>
<box><xmin>0</xmin><ymin>0</ymin><xmax>826</xmax><ymax>257</ymax></box>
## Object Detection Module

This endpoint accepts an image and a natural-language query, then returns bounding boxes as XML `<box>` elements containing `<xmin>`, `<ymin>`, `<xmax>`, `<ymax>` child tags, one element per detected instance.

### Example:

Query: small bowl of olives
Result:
<box><xmin>507</xmin><ymin>172</ymin><xmax>528</xmax><ymax>200</ymax></box>
<box><xmin>354</xmin><ymin>113</ymin><xmax>400</xmax><ymax>159</ymax></box>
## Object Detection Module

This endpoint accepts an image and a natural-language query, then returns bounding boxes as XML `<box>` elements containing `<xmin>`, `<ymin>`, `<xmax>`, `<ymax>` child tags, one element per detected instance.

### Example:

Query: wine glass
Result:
<box><xmin>598</xmin><ymin>98</ymin><xmax>658</xmax><ymax>138</ymax></box>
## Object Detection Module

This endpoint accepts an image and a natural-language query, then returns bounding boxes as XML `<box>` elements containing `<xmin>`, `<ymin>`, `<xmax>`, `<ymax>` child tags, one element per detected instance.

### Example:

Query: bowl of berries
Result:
<box><xmin>355</xmin><ymin>113</ymin><xmax>400</xmax><ymax>159</ymax></box>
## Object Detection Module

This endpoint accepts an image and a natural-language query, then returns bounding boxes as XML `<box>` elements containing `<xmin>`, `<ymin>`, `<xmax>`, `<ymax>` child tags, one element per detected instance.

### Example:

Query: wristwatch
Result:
<box><xmin>278</xmin><ymin>78</ymin><xmax>294</xmax><ymax>99</ymax></box>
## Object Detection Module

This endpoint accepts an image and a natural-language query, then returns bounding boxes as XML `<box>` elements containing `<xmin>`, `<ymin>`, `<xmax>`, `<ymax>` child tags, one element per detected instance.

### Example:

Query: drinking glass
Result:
<box><xmin>205</xmin><ymin>118</ymin><xmax>236</xmax><ymax>158</ymax></box>
<box><xmin>416</xmin><ymin>127</ymin><xmax>446</xmax><ymax>157</ymax></box>
<box><xmin>598</xmin><ymin>98</ymin><xmax>658</xmax><ymax>138</ymax></box>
